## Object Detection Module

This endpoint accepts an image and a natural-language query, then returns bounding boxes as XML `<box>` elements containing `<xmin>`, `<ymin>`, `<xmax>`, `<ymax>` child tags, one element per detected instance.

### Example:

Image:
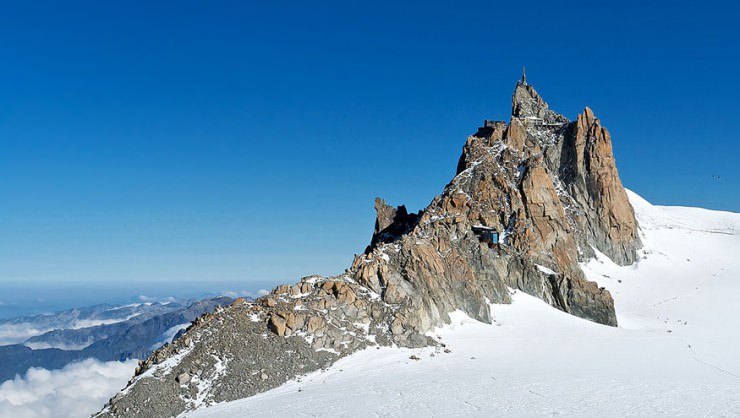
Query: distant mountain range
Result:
<box><xmin>0</xmin><ymin>297</ymin><xmax>234</xmax><ymax>382</ymax></box>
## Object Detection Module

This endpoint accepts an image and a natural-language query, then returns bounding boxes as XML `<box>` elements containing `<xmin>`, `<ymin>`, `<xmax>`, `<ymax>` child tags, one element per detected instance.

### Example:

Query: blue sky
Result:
<box><xmin>0</xmin><ymin>1</ymin><xmax>738</xmax><ymax>303</ymax></box>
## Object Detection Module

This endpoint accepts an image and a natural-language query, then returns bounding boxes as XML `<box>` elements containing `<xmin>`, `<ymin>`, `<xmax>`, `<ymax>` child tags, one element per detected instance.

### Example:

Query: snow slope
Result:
<box><xmin>188</xmin><ymin>191</ymin><xmax>740</xmax><ymax>417</ymax></box>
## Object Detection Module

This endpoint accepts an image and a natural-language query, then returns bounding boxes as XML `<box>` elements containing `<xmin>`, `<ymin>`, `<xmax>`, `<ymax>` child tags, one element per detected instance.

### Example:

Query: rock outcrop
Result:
<box><xmin>561</xmin><ymin>107</ymin><xmax>641</xmax><ymax>264</ymax></box>
<box><xmin>97</xmin><ymin>77</ymin><xmax>640</xmax><ymax>417</ymax></box>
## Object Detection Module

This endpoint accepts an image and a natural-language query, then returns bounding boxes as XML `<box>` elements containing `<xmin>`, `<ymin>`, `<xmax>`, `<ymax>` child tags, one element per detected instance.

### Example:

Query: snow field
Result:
<box><xmin>188</xmin><ymin>191</ymin><xmax>740</xmax><ymax>417</ymax></box>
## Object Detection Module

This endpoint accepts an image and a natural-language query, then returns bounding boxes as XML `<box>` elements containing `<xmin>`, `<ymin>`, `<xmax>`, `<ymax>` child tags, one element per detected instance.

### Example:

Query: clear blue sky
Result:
<box><xmin>1</xmin><ymin>1</ymin><xmax>738</xmax><ymax>300</ymax></box>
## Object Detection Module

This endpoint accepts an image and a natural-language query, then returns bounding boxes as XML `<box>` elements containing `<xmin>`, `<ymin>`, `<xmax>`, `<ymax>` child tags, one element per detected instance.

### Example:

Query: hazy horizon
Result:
<box><xmin>0</xmin><ymin>279</ymin><xmax>281</xmax><ymax>319</ymax></box>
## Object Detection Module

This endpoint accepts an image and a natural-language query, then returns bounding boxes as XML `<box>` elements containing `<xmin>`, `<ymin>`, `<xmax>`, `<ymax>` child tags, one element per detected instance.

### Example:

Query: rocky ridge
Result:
<box><xmin>98</xmin><ymin>77</ymin><xmax>641</xmax><ymax>417</ymax></box>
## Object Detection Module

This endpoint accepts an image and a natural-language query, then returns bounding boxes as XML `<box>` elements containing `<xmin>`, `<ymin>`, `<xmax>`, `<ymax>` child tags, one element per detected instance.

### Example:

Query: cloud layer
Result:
<box><xmin>0</xmin><ymin>358</ymin><xmax>137</xmax><ymax>418</ymax></box>
<box><xmin>219</xmin><ymin>289</ymin><xmax>270</xmax><ymax>299</ymax></box>
<box><xmin>0</xmin><ymin>324</ymin><xmax>52</xmax><ymax>346</ymax></box>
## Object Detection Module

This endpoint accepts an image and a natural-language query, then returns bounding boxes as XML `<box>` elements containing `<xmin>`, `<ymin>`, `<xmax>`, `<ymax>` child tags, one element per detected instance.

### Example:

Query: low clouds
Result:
<box><xmin>137</xmin><ymin>294</ymin><xmax>177</xmax><ymax>303</ymax></box>
<box><xmin>0</xmin><ymin>358</ymin><xmax>137</xmax><ymax>418</ymax></box>
<box><xmin>219</xmin><ymin>289</ymin><xmax>270</xmax><ymax>299</ymax></box>
<box><xmin>0</xmin><ymin>317</ymin><xmax>131</xmax><ymax>347</ymax></box>
<box><xmin>137</xmin><ymin>289</ymin><xmax>270</xmax><ymax>304</ymax></box>
<box><xmin>0</xmin><ymin>324</ymin><xmax>50</xmax><ymax>346</ymax></box>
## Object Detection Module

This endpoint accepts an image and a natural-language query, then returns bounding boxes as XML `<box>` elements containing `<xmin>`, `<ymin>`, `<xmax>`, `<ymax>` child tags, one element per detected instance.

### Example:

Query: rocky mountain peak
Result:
<box><xmin>512</xmin><ymin>82</ymin><xmax>546</xmax><ymax>118</ymax></box>
<box><xmin>511</xmin><ymin>82</ymin><xmax>569</xmax><ymax>125</ymax></box>
<box><xmin>98</xmin><ymin>77</ymin><xmax>642</xmax><ymax>417</ymax></box>
<box><xmin>353</xmin><ymin>78</ymin><xmax>641</xmax><ymax>335</ymax></box>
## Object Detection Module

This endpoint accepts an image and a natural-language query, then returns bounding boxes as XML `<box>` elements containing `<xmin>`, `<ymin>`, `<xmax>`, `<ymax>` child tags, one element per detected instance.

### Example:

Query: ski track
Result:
<box><xmin>187</xmin><ymin>190</ymin><xmax>740</xmax><ymax>418</ymax></box>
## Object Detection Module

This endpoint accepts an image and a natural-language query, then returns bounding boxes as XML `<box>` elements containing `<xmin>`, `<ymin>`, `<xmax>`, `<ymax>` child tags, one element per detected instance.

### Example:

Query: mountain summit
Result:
<box><xmin>98</xmin><ymin>78</ymin><xmax>641</xmax><ymax>417</ymax></box>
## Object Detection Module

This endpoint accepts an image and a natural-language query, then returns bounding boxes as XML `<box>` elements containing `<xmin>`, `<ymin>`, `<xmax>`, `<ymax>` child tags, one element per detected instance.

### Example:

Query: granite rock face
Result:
<box><xmin>351</xmin><ymin>79</ymin><xmax>640</xmax><ymax>342</ymax></box>
<box><xmin>562</xmin><ymin>107</ymin><xmax>642</xmax><ymax>265</ymax></box>
<box><xmin>97</xmin><ymin>78</ymin><xmax>640</xmax><ymax>417</ymax></box>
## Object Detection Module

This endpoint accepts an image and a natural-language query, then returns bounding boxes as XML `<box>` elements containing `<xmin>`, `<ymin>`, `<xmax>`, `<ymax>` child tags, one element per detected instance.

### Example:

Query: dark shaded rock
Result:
<box><xmin>370</xmin><ymin>198</ymin><xmax>421</xmax><ymax>247</ymax></box>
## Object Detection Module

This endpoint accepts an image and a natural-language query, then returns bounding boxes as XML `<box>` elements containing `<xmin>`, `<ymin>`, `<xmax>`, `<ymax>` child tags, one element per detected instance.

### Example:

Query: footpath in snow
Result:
<box><xmin>187</xmin><ymin>190</ymin><xmax>740</xmax><ymax>417</ymax></box>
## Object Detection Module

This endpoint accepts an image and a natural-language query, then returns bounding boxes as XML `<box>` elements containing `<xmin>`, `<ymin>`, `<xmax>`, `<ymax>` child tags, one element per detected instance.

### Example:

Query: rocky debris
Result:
<box><xmin>98</xmin><ymin>77</ymin><xmax>639</xmax><ymax>417</ymax></box>
<box><xmin>97</xmin><ymin>273</ymin><xmax>399</xmax><ymax>418</ymax></box>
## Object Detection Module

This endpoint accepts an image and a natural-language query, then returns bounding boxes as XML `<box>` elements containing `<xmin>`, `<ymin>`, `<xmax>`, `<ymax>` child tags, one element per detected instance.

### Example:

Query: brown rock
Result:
<box><xmin>260</xmin><ymin>296</ymin><xmax>277</xmax><ymax>308</ymax></box>
<box><xmin>562</xmin><ymin>107</ymin><xmax>641</xmax><ymax>264</ymax></box>
<box><xmin>268</xmin><ymin>314</ymin><xmax>287</xmax><ymax>336</ymax></box>
<box><xmin>273</xmin><ymin>284</ymin><xmax>291</xmax><ymax>295</ymax></box>
<box><xmin>306</xmin><ymin>316</ymin><xmax>326</xmax><ymax>334</ymax></box>
<box><xmin>505</xmin><ymin>119</ymin><xmax>526</xmax><ymax>151</ymax></box>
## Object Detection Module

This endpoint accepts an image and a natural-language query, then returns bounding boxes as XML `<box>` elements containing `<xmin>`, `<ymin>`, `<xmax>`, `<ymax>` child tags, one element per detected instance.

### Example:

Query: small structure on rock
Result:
<box><xmin>472</xmin><ymin>225</ymin><xmax>499</xmax><ymax>248</ymax></box>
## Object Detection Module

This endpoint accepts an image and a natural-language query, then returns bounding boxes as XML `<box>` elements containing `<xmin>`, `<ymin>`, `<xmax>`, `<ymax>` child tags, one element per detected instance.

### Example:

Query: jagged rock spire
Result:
<box><xmin>511</xmin><ymin>81</ymin><xmax>570</xmax><ymax>125</ymax></box>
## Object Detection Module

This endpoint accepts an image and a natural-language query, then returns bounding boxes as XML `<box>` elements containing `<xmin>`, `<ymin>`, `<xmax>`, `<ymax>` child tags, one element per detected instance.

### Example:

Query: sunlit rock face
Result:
<box><xmin>353</xmin><ymin>79</ymin><xmax>640</xmax><ymax>342</ymax></box>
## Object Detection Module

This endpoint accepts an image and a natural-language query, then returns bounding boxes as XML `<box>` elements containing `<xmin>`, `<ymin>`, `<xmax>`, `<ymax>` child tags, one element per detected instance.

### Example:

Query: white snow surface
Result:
<box><xmin>189</xmin><ymin>190</ymin><xmax>740</xmax><ymax>417</ymax></box>
<box><xmin>534</xmin><ymin>264</ymin><xmax>557</xmax><ymax>275</ymax></box>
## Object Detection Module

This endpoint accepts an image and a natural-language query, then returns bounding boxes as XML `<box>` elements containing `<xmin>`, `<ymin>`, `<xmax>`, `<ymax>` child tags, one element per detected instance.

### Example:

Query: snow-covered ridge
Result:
<box><xmin>627</xmin><ymin>189</ymin><xmax>740</xmax><ymax>234</ymax></box>
<box><xmin>188</xmin><ymin>191</ymin><xmax>740</xmax><ymax>417</ymax></box>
